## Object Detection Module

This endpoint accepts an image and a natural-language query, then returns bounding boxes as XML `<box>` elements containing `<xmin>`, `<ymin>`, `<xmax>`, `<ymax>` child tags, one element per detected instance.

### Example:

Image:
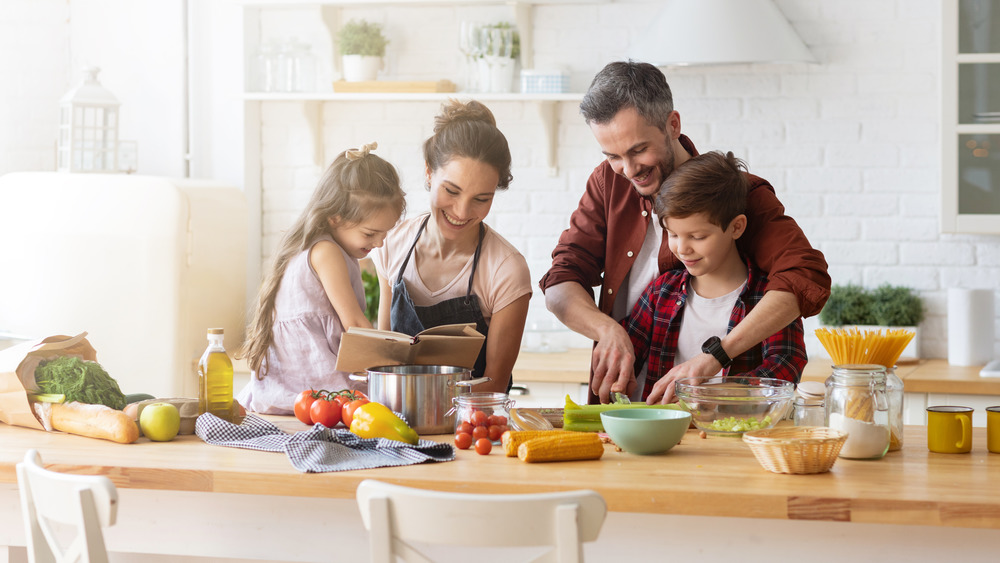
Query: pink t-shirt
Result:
<box><xmin>237</xmin><ymin>235</ymin><xmax>366</xmax><ymax>415</ymax></box>
<box><xmin>372</xmin><ymin>214</ymin><xmax>532</xmax><ymax>324</ymax></box>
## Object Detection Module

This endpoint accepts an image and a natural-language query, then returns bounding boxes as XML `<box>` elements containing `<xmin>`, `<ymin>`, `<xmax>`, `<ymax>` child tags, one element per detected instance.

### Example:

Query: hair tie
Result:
<box><xmin>345</xmin><ymin>141</ymin><xmax>378</xmax><ymax>161</ymax></box>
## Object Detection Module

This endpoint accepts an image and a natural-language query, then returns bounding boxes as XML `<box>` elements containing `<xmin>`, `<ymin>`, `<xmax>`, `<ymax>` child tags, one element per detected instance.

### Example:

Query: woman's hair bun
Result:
<box><xmin>433</xmin><ymin>99</ymin><xmax>496</xmax><ymax>134</ymax></box>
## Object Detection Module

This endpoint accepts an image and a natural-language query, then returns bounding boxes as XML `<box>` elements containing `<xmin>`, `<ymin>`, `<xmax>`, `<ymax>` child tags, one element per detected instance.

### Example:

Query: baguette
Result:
<box><xmin>51</xmin><ymin>401</ymin><xmax>139</xmax><ymax>444</ymax></box>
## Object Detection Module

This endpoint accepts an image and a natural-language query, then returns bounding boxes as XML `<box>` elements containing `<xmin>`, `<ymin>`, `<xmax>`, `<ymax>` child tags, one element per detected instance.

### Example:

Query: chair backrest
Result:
<box><xmin>355</xmin><ymin>479</ymin><xmax>607</xmax><ymax>563</ymax></box>
<box><xmin>16</xmin><ymin>449</ymin><xmax>118</xmax><ymax>563</ymax></box>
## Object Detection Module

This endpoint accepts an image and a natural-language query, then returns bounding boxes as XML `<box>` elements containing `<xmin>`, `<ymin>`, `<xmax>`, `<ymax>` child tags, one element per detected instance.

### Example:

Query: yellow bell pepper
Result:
<box><xmin>349</xmin><ymin>402</ymin><xmax>419</xmax><ymax>445</ymax></box>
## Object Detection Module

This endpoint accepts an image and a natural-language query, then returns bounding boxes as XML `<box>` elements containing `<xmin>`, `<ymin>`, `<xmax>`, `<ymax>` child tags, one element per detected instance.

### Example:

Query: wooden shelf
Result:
<box><xmin>242</xmin><ymin>92</ymin><xmax>583</xmax><ymax>102</ymax></box>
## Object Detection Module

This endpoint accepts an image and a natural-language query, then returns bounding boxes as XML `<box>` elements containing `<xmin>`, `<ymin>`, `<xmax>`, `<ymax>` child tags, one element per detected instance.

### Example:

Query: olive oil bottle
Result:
<box><xmin>198</xmin><ymin>328</ymin><xmax>234</xmax><ymax>422</ymax></box>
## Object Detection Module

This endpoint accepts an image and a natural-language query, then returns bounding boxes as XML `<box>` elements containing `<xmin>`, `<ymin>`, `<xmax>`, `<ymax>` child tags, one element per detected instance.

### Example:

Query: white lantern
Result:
<box><xmin>57</xmin><ymin>67</ymin><xmax>120</xmax><ymax>173</ymax></box>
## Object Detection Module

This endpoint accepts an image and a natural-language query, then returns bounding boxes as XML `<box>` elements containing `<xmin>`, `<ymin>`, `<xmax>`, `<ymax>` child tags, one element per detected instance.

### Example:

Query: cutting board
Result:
<box><xmin>332</xmin><ymin>80</ymin><xmax>457</xmax><ymax>93</ymax></box>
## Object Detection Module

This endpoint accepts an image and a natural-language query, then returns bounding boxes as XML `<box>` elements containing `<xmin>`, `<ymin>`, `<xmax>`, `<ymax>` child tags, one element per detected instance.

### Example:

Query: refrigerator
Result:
<box><xmin>0</xmin><ymin>172</ymin><xmax>248</xmax><ymax>399</ymax></box>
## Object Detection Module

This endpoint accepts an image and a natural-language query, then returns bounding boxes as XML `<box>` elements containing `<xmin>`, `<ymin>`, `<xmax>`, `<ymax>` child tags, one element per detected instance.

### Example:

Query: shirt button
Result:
<box><xmin>641</xmin><ymin>211</ymin><xmax>648</xmax><ymax>217</ymax></box>
<box><xmin>608</xmin><ymin>289</ymin><xmax>614</xmax><ymax>295</ymax></box>
<box><xmin>627</xmin><ymin>251</ymin><xmax>634</xmax><ymax>257</ymax></box>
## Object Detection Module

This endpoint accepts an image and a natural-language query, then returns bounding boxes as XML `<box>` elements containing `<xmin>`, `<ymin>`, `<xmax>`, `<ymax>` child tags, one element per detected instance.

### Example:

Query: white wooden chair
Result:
<box><xmin>355</xmin><ymin>479</ymin><xmax>607</xmax><ymax>563</ymax></box>
<box><xmin>16</xmin><ymin>449</ymin><xmax>118</xmax><ymax>563</ymax></box>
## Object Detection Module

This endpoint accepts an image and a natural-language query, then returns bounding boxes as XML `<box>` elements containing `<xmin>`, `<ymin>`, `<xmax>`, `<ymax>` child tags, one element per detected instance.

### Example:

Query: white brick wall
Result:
<box><xmin>2</xmin><ymin>0</ymin><xmax>998</xmax><ymax>360</ymax></box>
<box><xmin>248</xmin><ymin>0</ymin><xmax>1000</xmax><ymax>359</ymax></box>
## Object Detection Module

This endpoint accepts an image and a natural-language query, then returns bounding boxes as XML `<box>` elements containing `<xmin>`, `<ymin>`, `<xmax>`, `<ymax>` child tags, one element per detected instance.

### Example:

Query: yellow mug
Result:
<box><xmin>927</xmin><ymin>406</ymin><xmax>973</xmax><ymax>454</ymax></box>
<box><xmin>988</xmin><ymin>406</ymin><xmax>1000</xmax><ymax>454</ymax></box>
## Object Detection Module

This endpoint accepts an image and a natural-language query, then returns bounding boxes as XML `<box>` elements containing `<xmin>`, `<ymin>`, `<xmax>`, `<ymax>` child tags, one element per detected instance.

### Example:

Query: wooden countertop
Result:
<box><xmin>2</xmin><ymin>418</ymin><xmax>999</xmax><ymax>529</ymax></box>
<box><xmin>514</xmin><ymin>348</ymin><xmax>1000</xmax><ymax>396</ymax></box>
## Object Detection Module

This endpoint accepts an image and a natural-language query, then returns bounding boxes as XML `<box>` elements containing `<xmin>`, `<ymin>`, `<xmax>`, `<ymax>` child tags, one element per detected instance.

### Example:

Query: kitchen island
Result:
<box><xmin>1</xmin><ymin>418</ymin><xmax>999</xmax><ymax>562</ymax></box>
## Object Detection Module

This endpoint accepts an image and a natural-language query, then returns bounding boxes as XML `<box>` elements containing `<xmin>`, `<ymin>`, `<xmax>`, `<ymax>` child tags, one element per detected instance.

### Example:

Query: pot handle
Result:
<box><xmin>348</xmin><ymin>373</ymin><xmax>368</xmax><ymax>382</ymax></box>
<box><xmin>452</xmin><ymin>377</ymin><xmax>491</xmax><ymax>387</ymax></box>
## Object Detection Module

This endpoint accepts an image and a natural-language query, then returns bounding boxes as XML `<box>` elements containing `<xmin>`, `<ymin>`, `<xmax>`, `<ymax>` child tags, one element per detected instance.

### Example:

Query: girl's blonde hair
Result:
<box><xmin>241</xmin><ymin>142</ymin><xmax>405</xmax><ymax>379</ymax></box>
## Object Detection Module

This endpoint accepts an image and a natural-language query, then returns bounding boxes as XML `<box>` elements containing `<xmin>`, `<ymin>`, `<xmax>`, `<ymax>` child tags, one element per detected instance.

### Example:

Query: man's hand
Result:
<box><xmin>645</xmin><ymin>353</ymin><xmax>721</xmax><ymax>404</ymax></box>
<box><xmin>591</xmin><ymin>323</ymin><xmax>636</xmax><ymax>403</ymax></box>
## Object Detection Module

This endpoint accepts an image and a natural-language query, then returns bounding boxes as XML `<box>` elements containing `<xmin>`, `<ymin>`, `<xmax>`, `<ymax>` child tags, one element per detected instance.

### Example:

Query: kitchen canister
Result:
<box><xmin>793</xmin><ymin>380</ymin><xmax>826</xmax><ymax>427</ymax></box>
<box><xmin>520</xmin><ymin>69</ymin><xmax>569</xmax><ymax>94</ymax></box>
<box><xmin>825</xmin><ymin>364</ymin><xmax>890</xmax><ymax>459</ymax></box>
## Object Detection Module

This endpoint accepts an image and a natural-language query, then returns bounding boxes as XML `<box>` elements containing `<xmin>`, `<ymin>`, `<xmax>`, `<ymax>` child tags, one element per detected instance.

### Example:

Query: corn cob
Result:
<box><xmin>501</xmin><ymin>430</ymin><xmax>566</xmax><ymax>457</ymax></box>
<box><xmin>516</xmin><ymin>432</ymin><xmax>605</xmax><ymax>463</ymax></box>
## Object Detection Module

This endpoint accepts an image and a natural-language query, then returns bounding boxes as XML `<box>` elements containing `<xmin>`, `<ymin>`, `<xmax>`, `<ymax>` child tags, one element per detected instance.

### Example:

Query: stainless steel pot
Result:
<box><xmin>350</xmin><ymin>365</ymin><xmax>490</xmax><ymax>434</ymax></box>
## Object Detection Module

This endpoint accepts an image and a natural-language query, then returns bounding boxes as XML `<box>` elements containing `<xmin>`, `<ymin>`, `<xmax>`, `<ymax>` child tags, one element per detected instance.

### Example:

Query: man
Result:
<box><xmin>539</xmin><ymin>61</ymin><xmax>830</xmax><ymax>404</ymax></box>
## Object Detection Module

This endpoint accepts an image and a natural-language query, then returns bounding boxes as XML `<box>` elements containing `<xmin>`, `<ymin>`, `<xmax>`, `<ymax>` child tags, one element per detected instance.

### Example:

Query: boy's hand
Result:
<box><xmin>590</xmin><ymin>323</ymin><xmax>637</xmax><ymax>403</ymax></box>
<box><xmin>646</xmin><ymin>353</ymin><xmax>722</xmax><ymax>404</ymax></box>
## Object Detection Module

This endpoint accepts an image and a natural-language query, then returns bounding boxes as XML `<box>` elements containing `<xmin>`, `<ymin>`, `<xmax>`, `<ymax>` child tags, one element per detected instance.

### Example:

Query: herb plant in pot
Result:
<box><xmin>337</xmin><ymin>19</ymin><xmax>388</xmax><ymax>82</ymax></box>
<box><xmin>815</xmin><ymin>283</ymin><xmax>925</xmax><ymax>359</ymax></box>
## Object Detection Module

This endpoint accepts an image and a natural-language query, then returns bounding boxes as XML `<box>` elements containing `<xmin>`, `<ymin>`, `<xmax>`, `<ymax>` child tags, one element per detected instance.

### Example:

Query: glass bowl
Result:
<box><xmin>675</xmin><ymin>376</ymin><xmax>794</xmax><ymax>436</ymax></box>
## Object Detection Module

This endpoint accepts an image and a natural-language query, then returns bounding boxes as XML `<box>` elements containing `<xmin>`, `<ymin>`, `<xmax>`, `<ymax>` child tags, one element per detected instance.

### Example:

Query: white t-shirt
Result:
<box><xmin>675</xmin><ymin>279</ymin><xmax>746</xmax><ymax>370</ymax></box>
<box><xmin>372</xmin><ymin>214</ymin><xmax>533</xmax><ymax>324</ymax></box>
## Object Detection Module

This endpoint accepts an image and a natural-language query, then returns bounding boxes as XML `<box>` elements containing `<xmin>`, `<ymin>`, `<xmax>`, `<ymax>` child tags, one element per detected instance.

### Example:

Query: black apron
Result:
<box><xmin>390</xmin><ymin>216</ymin><xmax>505</xmax><ymax>388</ymax></box>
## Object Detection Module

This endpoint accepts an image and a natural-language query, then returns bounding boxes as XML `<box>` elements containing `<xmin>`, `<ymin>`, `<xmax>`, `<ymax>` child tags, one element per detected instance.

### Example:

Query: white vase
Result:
<box><xmin>342</xmin><ymin>55</ymin><xmax>381</xmax><ymax>82</ymax></box>
<box><xmin>477</xmin><ymin>56</ymin><xmax>515</xmax><ymax>93</ymax></box>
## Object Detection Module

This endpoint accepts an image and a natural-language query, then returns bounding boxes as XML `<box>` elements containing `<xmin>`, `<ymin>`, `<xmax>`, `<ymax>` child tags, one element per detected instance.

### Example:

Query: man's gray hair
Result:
<box><xmin>580</xmin><ymin>60</ymin><xmax>674</xmax><ymax>130</ymax></box>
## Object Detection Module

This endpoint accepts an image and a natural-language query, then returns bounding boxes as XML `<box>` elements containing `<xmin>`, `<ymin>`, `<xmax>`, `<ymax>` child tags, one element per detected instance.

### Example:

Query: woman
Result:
<box><xmin>373</xmin><ymin>99</ymin><xmax>532</xmax><ymax>393</ymax></box>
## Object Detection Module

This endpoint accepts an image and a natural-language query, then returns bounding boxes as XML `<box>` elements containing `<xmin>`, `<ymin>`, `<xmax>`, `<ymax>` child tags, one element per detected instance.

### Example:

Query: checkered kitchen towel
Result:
<box><xmin>195</xmin><ymin>413</ymin><xmax>455</xmax><ymax>472</ymax></box>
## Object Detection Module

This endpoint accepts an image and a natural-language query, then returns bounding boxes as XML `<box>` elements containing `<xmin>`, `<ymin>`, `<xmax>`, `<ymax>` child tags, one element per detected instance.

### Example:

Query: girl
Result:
<box><xmin>373</xmin><ymin>100</ymin><xmax>532</xmax><ymax>393</ymax></box>
<box><xmin>238</xmin><ymin>143</ymin><xmax>405</xmax><ymax>414</ymax></box>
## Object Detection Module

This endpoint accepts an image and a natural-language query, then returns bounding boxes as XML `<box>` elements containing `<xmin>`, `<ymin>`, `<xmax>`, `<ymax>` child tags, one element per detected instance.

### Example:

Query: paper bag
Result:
<box><xmin>0</xmin><ymin>332</ymin><xmax>96</xmax><ymax>430</ymax></box>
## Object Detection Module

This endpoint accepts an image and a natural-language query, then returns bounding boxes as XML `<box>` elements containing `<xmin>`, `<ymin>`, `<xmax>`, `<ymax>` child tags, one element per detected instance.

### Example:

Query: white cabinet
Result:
<box><xmin>941</xmin><ymin>0</ymin><xmax>1000</xmax><ymax>233</ymax></box>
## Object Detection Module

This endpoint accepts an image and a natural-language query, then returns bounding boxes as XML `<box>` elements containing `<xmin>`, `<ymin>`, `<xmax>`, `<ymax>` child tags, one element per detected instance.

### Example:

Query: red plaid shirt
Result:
<box><xmin>621</xmin><ymin>258</ymin><xmax>807</xmax><ymax>400</ymax></box>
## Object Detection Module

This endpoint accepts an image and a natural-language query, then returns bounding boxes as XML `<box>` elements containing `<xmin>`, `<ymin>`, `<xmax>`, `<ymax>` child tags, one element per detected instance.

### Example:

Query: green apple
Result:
<box><xmin>139</xmin><ymin>402</ymin><xmax>181</xmax><ymax>442</ymax></box>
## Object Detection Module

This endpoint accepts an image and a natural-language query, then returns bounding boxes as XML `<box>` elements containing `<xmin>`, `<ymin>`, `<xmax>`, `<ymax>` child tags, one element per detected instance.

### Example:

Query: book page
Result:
<box><xmin>345</xmin><ymin>326</ymin><xmax>415</xmax><ymax>343</ymax></box>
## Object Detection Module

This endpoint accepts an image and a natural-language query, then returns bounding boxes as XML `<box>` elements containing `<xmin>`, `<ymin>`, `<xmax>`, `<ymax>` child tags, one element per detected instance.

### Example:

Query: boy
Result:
<box><xmin>621</xmin><ymin>151</ymin><xmax>807</xmax><ymax>404</ymax></box>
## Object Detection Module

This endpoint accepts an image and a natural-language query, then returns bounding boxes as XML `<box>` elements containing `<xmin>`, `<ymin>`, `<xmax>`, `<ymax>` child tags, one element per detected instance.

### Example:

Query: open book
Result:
<box><xmin>335</xmin><ymin>323</ymin><xmax>485</xmax><ymax>374</ymax></box>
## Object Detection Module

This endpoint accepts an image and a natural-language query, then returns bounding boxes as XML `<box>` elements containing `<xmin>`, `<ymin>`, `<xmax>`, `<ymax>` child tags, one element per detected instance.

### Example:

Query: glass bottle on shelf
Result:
<box><xmin>825</xmin><ymin>364</ymin><xmax>889</xmax><ymax>460</ymax></box>
<box><xmin>198</xmin><ymin>328</ymin><xmax>234</xmax><ymax>422</ymax></box>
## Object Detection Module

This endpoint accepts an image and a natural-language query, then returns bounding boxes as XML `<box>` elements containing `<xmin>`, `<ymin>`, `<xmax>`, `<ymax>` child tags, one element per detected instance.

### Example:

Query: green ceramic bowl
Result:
<box><xmin>600</xmin><ymin>408</ymin><xmax>692</xmax><ymax>455</ymax></box>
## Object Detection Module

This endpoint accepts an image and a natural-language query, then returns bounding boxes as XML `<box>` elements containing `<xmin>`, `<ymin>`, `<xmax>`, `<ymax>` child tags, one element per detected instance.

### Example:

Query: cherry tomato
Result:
<box><xmin>472</xmin><ymin>425</ymin><xmax>489</xmax><ymax>441</ymax></box>
<box><xmin>474</xmin><ymin>438</ymin><xmax>492</xmax><ymax>455</ymax></box>
<box><xmin>471</xmin><ymin>410</ymin><xmax>489</xmax><ymax>427</ymax></box>
<box><xmin>293</xmin><ymin>390</ymin><xmax>319</xmax><ymax>424</ymax></box>
<box><xmin>487</xmin><ymin>424</ymin><xmax>504</xmax><ymax>441</ymax></box>
<box><xmin>310</xmin><ymin>397</ymin><xmax>342</xmax><ymax>428</ymax></box>
<box><xmin>457</xmin><ymin>421</ymin><xmax>474</xmax><ymax>435</ymax></box>
<box><xmin>342</xmin><ymin>398</ymin><xmax>369</xmax><ymax>428</ymax></box>
<box><xmin>491</xmin><ymin>414</ymin><xmax>508</xmax><ymax>426</ymax></box>
<box><xmin>454</xmin><ymin>432</ymin><xmax>473</xmax><ymax>449</ymax></box>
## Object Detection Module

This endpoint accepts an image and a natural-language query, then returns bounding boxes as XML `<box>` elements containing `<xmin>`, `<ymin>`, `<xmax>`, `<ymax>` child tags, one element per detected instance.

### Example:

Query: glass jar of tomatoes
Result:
<box><xmin>450</xmin><ymin>392</ymin><xmax>514</xmax><ymax>445</ymax></box>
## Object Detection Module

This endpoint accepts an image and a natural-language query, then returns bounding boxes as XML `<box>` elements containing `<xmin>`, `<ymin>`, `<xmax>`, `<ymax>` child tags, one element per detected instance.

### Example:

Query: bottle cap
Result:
<box><xmin>207</xmin><ymin>328</ymin><xmax>224</xmax><ymax>335</ymax></box>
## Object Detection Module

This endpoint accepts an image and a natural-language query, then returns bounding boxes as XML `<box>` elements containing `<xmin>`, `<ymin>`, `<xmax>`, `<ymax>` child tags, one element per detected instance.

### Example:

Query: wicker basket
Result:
<box><xmin>742</xmin><ymin>426</ymin><xmax>848</xmax><ymax>474</ymax></box>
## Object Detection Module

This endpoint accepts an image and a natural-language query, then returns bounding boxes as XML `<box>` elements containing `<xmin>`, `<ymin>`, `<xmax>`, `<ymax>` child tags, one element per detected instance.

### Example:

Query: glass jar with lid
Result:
<box><xmin>825</xmin><ymin>364</ymin><xmax>890</xmax><ymax>459</ymax></box>
<box><xmin>450</xmin><ymin>392</ymin><xmax>513</xmax><ymax>444</ymax></box>
<box><xmin>793</xmin><ymin>380</ymin><xmax>826</xmax><ymax>426</ymax></box>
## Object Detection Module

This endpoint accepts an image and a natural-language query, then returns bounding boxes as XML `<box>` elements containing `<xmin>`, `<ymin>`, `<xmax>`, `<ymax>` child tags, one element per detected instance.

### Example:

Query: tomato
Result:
<box><xmin>474</xmin><ymin>438</ymin><xmax>492</xmax><ymax>455</ymax></box>
<box><xmin>342</xmin><ymin>398</ymin><xmax>369</xmax><ymax>428</ymax></box>
<box><xmin>487</xmin><ymin>424</ymin><xmax>504</xmax><ymax>441</ymax></box>
<box><xmin>472</xmin><ymin>425</ymin><xmax>489</xmax><ymax>441</ymax></box>
<box><xmin>470</xmin><ymin>410</ymin><xmax>489</xmax><ymax>427</ymax></box>
<box><xmin>310</xmin><ymin>397</ymin><xmax>342</xmax><ymax>428</ymax></box>
<box><xmin>457</xmin><ymin>421</ymin><xmax>474</xmax><ymax>435</ymax></box>
<box><xmin>454</xmin><ymin>432</ymin><xmax>473</xmax><ymax>450</ymax></box>
<box><xmin>489</xmin><ymin>414</ymin><xmax>508</xmax><ymax>426</ymax></box>
<box><xmin>294</xmin><ymin>390</ymin><xmax>319</xmax><ymax>424</ymax></box>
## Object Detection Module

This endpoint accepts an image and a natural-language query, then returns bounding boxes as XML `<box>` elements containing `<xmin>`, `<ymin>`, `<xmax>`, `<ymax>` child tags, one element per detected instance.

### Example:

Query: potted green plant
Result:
<box><xmin>815</xmin><ymin>283</ymin><xmax>925</xmax><ymax>358</ymax></box>
<box><xmin>336</xmin><ymin>19</ymin><xmax>389</xmax><ymax>82</ymax></box>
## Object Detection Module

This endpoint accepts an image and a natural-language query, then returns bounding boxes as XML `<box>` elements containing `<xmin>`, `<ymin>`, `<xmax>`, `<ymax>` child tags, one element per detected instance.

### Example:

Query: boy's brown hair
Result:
<box><xmin>654</xmin><ymin>150</ymin><xmax>748</xmax><ymax>230</ymax></box>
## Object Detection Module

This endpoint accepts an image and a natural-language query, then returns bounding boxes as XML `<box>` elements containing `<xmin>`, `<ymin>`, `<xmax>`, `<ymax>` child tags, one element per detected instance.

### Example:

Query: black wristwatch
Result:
<box><xmin>701</xmin><ymin>336</ymin><xmax>733</xmax><ymax>369</ymax></box>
